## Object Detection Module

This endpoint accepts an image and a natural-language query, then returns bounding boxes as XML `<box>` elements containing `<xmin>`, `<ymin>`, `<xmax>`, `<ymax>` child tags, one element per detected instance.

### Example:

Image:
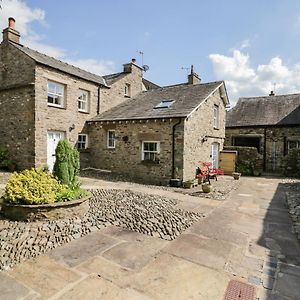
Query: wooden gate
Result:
<box><xmin>219</xmin><ymin>151</ymin><xmax>237</xmax><ymax>175</ymax></box>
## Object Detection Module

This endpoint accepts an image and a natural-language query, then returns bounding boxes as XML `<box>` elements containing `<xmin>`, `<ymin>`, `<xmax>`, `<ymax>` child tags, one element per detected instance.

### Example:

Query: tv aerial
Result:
<box><xmin>137</xmin><ymin>50</ymin><xmax>150</xmax><ymax>72</ymax></box>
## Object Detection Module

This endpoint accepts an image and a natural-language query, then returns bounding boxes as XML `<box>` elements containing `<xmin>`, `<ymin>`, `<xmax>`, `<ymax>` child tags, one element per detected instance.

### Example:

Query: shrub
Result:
<box><xmin>3</xmin><ymin>168</ymin><xmax>66</xmax><ymax>205</ymax></box>
<box><xmin>53</xmin><ymin>140</ymin><xmax>80</xmax><ymax>186</ymax></box>
<box><xmin>283</xmin><ymin>149</ymin><xmax>300</xmax><ymax>177</ymax></box>
<box><xmin>236</xmin><ymin>163</ymin><xmax>253</xmax><ymax>176</ymax></box>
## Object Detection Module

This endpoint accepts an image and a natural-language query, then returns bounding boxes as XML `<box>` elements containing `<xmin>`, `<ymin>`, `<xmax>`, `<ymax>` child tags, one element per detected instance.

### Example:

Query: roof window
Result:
<box><xmin>154</xmin><ymin>99</ymin><xmax>174</xmax><ymax>109</ymax></box>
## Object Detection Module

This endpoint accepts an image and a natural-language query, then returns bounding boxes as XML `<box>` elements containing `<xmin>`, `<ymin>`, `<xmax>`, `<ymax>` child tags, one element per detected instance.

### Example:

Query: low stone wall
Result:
<box><xmin>224</xmin><ymin>146</ymin><xmax>263</xmax><ymax>175</ymax></box>
<box><xmin>1</xmin><ymin>197</ymin><xmax>90</xmax><ymax>222</ymax></box>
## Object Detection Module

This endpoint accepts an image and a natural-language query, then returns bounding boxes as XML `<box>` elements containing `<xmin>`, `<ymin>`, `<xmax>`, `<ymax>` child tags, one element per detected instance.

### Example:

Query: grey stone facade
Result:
<box><xmin>0</xmin><ymin>18</ymin><xmax>229</xmax><ymax>185</ymax></box>
<box><xmin>225</xmin><ymin>126</ymin><xmax>300</xmax><ymax>173</ymax></box>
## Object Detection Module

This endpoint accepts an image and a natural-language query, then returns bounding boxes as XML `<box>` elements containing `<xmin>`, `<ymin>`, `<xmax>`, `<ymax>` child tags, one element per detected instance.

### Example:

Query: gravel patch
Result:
<box><xmin>0</xmin><ymin>189</ymin><xmax>202</xmax><ymax>271</ymax></box>
<box><xmin>81</xmin><ymin>168</ymin><xmax>240</xmax><ymax>200</ymax></box>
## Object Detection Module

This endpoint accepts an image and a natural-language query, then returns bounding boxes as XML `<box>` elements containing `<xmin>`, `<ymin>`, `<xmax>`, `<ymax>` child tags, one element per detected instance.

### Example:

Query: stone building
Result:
<box><xmin>225</xmin><ymin>93</ymin><xmax>300</xmax><ymax>173</ymax></box>
<box><xmin>88</xmin><ymin>77</ymin><xmax>229</xmax><ymax>185</ymax></box>
<box><xmin>0</xmin><ymin>18</ymin><xmax>229</xmax><ymax>185</ymax></box>
<box><xmin>0</xmin><ymin>18</ymin><xmax>150</xmax><ymax>171</ymax></box>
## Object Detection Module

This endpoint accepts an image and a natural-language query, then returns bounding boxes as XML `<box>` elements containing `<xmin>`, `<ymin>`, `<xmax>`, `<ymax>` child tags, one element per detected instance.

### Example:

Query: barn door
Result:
<box><xmin>219</xmin><ymin>151</ymin><xmax>237</xmax><ymax>174</ymax></box>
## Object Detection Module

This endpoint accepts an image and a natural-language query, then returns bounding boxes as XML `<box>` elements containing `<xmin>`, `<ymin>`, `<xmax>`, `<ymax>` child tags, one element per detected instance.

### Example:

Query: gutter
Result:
<box><xmin>172</xmin><ymin>119</ymin><xmax>182</xmax><ymax>178</ymax></box>
<box><xmin>97</xmin><ymin>86</ymin><xmax>101</xmax><ymax>115</ymax></box>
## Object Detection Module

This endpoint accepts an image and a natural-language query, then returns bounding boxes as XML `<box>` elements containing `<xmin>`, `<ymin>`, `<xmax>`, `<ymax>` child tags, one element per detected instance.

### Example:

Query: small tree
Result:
<box><xmin>53</xmin><ymin>139</ymin><xmax>80</xmax><ymax>186</ymax></box>
<box><xmin>283</xmin><ymin>149</ymin><xmax>300</xmax><ymax>177</ymax></box>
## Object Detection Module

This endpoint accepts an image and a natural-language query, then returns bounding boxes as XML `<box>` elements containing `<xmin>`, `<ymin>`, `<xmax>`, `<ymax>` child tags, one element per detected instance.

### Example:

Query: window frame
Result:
<box><xmin>124</xmin><ymin>83</ymin><xmax>131</xmax><ymax>97</ymax></box>
<box><xmin>77</xmin><ymin>134</ymin><xmax>88</xmax><ymax>150</ymax></box>
<box><xmin>47</xmin><ymin>81</ymin><xmax>65</xmax><ymax>108</ymax></box>
<box><xmin>78</xmin><ymin>89</ymin><xmax>90</xmax><ymax>113</ymax></box>
<box><xmin>287</xmin><ymin>140</ymin><xmax>300</xmax><ymax>154</ymax></box>
<box><xmin>107</xmin><ymin>130</ymin><xmax>116</xmax><ymax>149</ymax></box>
<box><xmin>213</xmin><ymin>105</ymin><xmax>219</xmax><ymax>129</ymax></box>
<box><xmin>141</xmin><ymin>141</ymin><xmax>160</xmax><ymax>162</ymax></box>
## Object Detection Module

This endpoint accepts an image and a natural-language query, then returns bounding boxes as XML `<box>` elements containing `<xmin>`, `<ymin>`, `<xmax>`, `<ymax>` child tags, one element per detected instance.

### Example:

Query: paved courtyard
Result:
<box><xmin>0</xmin><ymin>175</ymin><xmax>300</xmax><ymax>299</ymax></box>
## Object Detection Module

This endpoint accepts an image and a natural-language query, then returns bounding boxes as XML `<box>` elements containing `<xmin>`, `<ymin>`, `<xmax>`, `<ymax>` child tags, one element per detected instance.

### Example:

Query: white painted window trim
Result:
<box><xmin>124</xmin><ymin>83</ymin><xmax>131</xmax><ymax>97</ymax></box>
<box><xmin>78</xmin><ymin>89</ymin><xmax>89</xmax><ymax>113</ymax></box>
<box><xmin>107</xmin><ymin>130</ymin><xmax>116</xmax><ymax>149</ymax></box>
<box><xmin>213</xmin><ymin>105</ymin><xmax>219</xmax><ymax>129</ymax></box>
<box><xmin>141</xmin><ymin>141</ymin><xmax>160</xmax><ymax>161</ymax></box>
<box><xmin>47</xmin><ymin>81</ymin><xmax>65</xmax><ymax>108</ymax></box>
<box><xmin>77</xmin><ymin>134</ymin><xmax>88</xmax><ymax>149</ymax></box>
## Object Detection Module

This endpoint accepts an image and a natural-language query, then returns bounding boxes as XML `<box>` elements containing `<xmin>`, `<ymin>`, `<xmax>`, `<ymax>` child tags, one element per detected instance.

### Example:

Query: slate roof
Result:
<box><xmin>90</xmin><ymin>81</ymin><xmax>225</xmax><ymax>121</ymax></box>
<box><xmin>103</xmin><ymin>72</ymin><xmax>127</xmax><ymax>85</ymax></box>
<box><xmin>142</xmin><ymin>78</ymin><xmax>160</xmax><ymax>90</ymax></box>
<box><xmin>226</xmin><ymin>93</ymin><xmax>300</xmax><ymax>127</ymax></box>
<box><xmin>11</xmin><ymin>42</ymin><xmax>107</xmax><ymax>86</ymax></box>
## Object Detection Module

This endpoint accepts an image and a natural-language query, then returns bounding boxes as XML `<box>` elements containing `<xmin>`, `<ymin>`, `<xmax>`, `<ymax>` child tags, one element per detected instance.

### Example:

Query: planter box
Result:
<box><xmin>169</xmin><ymin>179</ymin><xmax>182</xmax><ymax>187</ymax></box>
<box><xmin>0</xmin><ymin>196</ymin><xmax>90</xmax><ymax>222</ymax></box>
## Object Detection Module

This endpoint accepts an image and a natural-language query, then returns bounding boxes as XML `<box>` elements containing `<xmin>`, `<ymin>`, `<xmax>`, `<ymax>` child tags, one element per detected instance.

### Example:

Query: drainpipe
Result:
<box><xmin>97</xmin><ymin>86</ymin><xmax>101</xmax><ymax>115</ymax></box>
<box><xmin>172</xmin><ymin>119</ymin><xmax>182</xmax><ymax>178</ymax></box>
<box><xmin>263</xmin><ymin>127</ymin><xmax>267</xmax><ymax>172</ymax></box>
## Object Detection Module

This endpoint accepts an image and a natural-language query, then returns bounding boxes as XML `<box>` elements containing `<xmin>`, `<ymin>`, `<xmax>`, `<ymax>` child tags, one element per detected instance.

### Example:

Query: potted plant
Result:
<box><xmin>202</xmin><ymin>182</ymin><xmax>212</xmax><ymax>193</ymax></box>
<box><xmin>169</xmin><ymin>167</ymin><xmax>182</xmax><ymax>187</ymax></box>
<box><xmin>183</xmin><ymin>180</ymin><xmax>194</xmax><ymax>189</ymax></box>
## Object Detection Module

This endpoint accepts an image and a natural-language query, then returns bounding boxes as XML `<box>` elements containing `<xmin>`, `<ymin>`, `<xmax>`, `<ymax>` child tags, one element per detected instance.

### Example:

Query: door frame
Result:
<box><xmin>47</xmin><ymin>131</ymin><xmax>65</xmax><ymax>172</ymax></box>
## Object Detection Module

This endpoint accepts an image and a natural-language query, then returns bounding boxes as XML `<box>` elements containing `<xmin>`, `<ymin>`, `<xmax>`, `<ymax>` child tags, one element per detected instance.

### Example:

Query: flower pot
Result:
<box><xmin>197</xmin><ymin>177</ymin><xmax>203</xmax><ymax>184</ymax></box>
<box><xmin>232</xmin><ymin>172</ymin><xmax>241</xmax><ymax>180</ymax></box>
<box><xmin>202</xmin><ymin>183</ymin><xmax>212</xmax><ymax>193</ymax></box>
<box><xmin>183</xmin><ymin>181</ymin><xmax>193</xmax><ymax>189</ymax></box>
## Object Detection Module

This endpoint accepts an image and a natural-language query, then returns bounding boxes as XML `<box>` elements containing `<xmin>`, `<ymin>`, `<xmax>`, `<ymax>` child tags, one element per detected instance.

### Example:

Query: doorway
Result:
<box><xmin>47</xmin><ymin>131</ymin><xmax>65</xmax><ymax>172</ymax></box>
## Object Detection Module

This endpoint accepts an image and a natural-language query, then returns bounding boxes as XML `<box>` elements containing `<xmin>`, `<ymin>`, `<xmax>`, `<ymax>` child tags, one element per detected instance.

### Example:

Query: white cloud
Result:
<box><xmin>0</xmin><ymin>0</ymin><xmax>115</xmax><ymax>75</ymax></box>
<box><xmin>240</xmin><ymin>39</ymin><xmax>250</xmax><ymax>49</ymax></box>
<box><xmin>209</xmin><ymin>49</ymin><xmax>300</xmax><ymax>106</ymax></box>
<box><xmin>65</xmin><ymin>59</ymin><xmax>116</xmax><ymax>76</ymax></box>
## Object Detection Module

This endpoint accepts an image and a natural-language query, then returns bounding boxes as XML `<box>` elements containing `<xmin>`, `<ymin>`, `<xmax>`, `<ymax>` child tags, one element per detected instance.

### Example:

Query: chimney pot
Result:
<box><xmin>269</xmin><ymin>91</ymin><xmax>275</xmax><ymax>96</ymax></box>
<box><xmin>8</xmin><ymin>17</ymin><xmax>16</xmax><ymax>30</ymax></box>
<box><xmin>131</xmin><ymin>58</ymin><xmax>136</xmax><ymax>63</ymax></box>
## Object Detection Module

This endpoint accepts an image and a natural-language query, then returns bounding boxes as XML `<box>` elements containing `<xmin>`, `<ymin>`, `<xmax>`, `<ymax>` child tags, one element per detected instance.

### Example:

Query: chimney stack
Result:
<box><xmin>269</xmin><ymin>91</ymin><xmax>275</xmax><ymax>96</ymax></box>
<box><xmin>123</xmin><ymin>58</ymin><xmax>143</xmax><ymax>74</ymax></box>
<box><xmin>188</xmin><ymin>65</ymin><xmax>201</xmax><ymax>84</ymax></box>
<box><xmin>2</xmin><ymin>17</ymin><xmax>20</xmax><ymax>44</ymax></box>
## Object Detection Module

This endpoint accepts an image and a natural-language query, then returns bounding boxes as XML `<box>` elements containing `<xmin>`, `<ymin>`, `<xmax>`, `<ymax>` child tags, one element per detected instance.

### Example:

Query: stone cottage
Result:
<box><xmin>88</xmin><ymin>75</ymin><xmax>229</xmax><ymax>185</ymax></box>
<box><xmin>0</xmin><ymin>18</ymin><xmax>229</xmax><ymax>185</ymax></box>
<box><xmin>0</xmin><ymin>18</ymin><xmax>152</xmax><ymax>171</ymax></box>
<box><xmin>225</xmin><ymin>93</ymin><xmax>300</xmax><ymax>172</ymax></box>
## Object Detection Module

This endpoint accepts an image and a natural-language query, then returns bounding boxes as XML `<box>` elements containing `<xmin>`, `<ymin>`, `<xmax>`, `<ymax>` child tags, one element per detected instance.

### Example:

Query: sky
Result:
<box><xmin>1</xmin><ymin>0</ymin><xmax>300</xmax><ymax>106</ymax></box>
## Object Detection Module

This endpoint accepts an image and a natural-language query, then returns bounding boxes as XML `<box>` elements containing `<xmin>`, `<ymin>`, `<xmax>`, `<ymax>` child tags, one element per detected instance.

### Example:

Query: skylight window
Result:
<box><xmin>154</xmin><ymin>99</ymin><xmax>174</xmax><ymax>109</ymax></box>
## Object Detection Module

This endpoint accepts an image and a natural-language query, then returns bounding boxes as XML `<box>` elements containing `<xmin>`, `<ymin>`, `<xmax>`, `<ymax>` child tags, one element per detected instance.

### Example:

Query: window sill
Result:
<box><xmin>107</xmin><ymin>147</ymin><xmax>116</xmax><ymax>150</ymax></box>
<box><xmin>213</xmin><ymin>127</ymin><xmax>220</xmax><ymax>130</ymax></box>
<box><xmin>124</xmin><ymin>95</ymin><xmax>131</xmax><ymax>98</ymax></box>
<box><xmin>48</xmin><ymin>104</ymin><xmax>65</xmax><ymax>109</ymax></box>
<box><xmin>78</xmin><ymin>110</ymin><xmax>90</xmax><ymax>114</ymax></box>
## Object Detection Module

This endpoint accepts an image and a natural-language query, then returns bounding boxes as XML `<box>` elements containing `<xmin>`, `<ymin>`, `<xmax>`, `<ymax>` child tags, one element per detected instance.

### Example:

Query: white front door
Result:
<box><xmin>211</xmin><ymin>143</ymin><xmax>219</xmax><ymax>168</ymax></box>
<box><xmin>47</xmin><ymin>131</ymin><xmax>65</xmax><ymax>172</ymax></box>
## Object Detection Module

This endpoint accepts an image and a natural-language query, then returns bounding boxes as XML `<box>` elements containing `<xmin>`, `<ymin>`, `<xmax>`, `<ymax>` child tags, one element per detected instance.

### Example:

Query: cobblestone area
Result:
<box><xmin>284</xmin><ymin>179</ymin><xmax>300</xmax><ymax>242</ymax></box>
<box><xmin>90</xmin><ymin>189</ymin><xmax>202</xmax><ymax>239</ymax></box>
<box><xmin>0</xmin><ymin>189</ymin><xmax>202</xmax><ymax>271</ymax></box>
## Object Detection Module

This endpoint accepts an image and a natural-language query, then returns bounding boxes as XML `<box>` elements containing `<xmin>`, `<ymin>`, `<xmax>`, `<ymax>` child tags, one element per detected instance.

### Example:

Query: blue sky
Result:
<box><xmin>1</xmin><ymin>0</ymin><xmax>300</xmax><ymax>105</ymax></box>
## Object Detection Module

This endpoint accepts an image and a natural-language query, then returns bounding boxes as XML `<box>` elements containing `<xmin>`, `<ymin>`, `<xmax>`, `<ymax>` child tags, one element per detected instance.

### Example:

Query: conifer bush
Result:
<box><xmin>53</xmin><ymin>139</ymin><xmax>80</xmax><ymax>186</ymax></box>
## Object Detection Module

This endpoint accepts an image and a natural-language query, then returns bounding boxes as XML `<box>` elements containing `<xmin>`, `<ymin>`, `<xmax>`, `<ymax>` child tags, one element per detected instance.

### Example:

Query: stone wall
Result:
<box><xmin>183</xmin><ymin>88</ymin><xmax>226</xmax><ymax>181</ymax></box>
<box><xmin>225</xmin><ymin>126</ymin><xmax>300</xmax><ymax>173</ymax></box>
<box><xmin>0</xmin><ymin>42</ymin><xmax>36</xmax><ymax>169</ymax></box>
<box><xmin>224</xmin><ymin>146</ymin><xmax>263</xmax><ymax>175</ymax></box>
<box><xmin>88</xmin><ymin>119</ymin><xmax>184</xmax><ymax>185</ymax></box>
<box><xmin>100</xmin><ymin>64</ymin><xmax>143</xmax><ymax>113</ymax></box>
<box><xmin>34</xmin><ymin>65</ymin><xmax>100</xmax><ymax>168</ymax></box>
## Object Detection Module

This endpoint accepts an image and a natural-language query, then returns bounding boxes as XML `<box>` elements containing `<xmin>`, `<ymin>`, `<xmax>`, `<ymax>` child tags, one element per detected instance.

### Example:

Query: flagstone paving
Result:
<box><xmin>0</xmin><ymin>176</ymin><xmax>299</xmax><ymax>299</ymax></box>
